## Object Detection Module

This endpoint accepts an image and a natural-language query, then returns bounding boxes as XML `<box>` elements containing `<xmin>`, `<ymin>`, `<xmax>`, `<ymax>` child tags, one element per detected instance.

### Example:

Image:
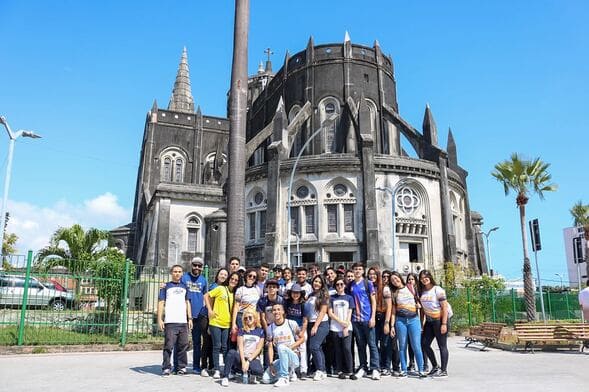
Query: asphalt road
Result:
<box><xmin>0</xmin><ymin>336</ymin><xmax>585</xmax><ymax>391</ymax></box>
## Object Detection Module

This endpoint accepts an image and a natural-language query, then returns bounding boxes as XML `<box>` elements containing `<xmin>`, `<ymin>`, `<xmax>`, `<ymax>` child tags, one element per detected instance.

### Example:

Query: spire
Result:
<box><xmin>264</xmin><ymin>47</ymin><xmax>273</xmax><ymax>73</ymax></box>
<box><xmin>258</xmin><ymin>61</ymin><xmax>265</xmax><ymax>74</ymax></box>
<box><xmin>168</xmin><ymin>47</ymin><xmax>195</xmax><ymax>113</ymax></box>
<box><xmin>344</xmin><ymin>31</ymin><xmax>351</xmax><ymax>43</ymax></box>
<box><xmin>422</xmin><ymin>103</ymin><xmax>438</xmax><ymax>146</ymax></box>
<box><xmin>447</xmin><ymin>127</ymin><xmax>458</xmax><ymax>165</ymax></box>
<box><xmin>343</xmin><ymin>31</ymin><xmax>352</xmax><ymax>58</ymax></box>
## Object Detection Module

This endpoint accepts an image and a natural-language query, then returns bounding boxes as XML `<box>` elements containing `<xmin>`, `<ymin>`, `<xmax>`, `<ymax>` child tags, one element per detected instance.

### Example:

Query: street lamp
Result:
<box><xmin>554</xmin><ymin>273</ymin><xmax>564</xmax><ymax>290</ymax></box>
<box><xmin>376</xmin><ymin>183</ymin><xmax>404</xmax><ymax>271</ymax></box>
<box><xmin>286</xmin><ymin>114</ymin><xmax>337</xmax><ymax>268</ymax></box>
<box><xmin>481</xmin><ymin>226</ymin><xmax>499</xmax><ymax>276</ymax></box>
<box><xmin>0</xmin><ymin>116</ymin><xmax>42</xmax><ymax>250</ymax></box>
<box><xmin>291</xmin><ymin>231</ymin><xmax>301</xmax><ymax>267</ymax></box>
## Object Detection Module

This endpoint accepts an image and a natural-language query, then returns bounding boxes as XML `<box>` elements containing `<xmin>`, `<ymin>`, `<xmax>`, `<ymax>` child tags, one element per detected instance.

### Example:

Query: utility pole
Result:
<box><xmin>226</xmin><ymin>0</ymin><xmax>249</xmax><ymax>262</ymax></box>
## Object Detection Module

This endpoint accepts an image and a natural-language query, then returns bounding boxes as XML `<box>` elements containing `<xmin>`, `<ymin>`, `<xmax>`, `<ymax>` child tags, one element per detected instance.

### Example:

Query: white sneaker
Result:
<box><xmin>371</xmin><ymin>370</ymin><xmax>381</xmax><ymax>380</ymax></box>
<box><xmin>201</xmin><ymin>369</ymin><xmax>209</xmax><ymax>377</ymax></box>
<box><xmin>354</xmin><ymin>368</ymin><xmax>366</xmax><ymax>379</ymax></box>
<box><xmin>289</xmin><ymin>370</ymin><xmax>298</xmax><ymax>382</ymax></box>
<box><xmin>313</xmin><ymin>370</ymin><xmax>325</xmax><ymax>381</ymax></box>
<box><xmin>213</xmin><ymin>370</ymin><xmax>221</xmax><ymax>379</ymax></box>
<box><xmin>274</xmin><ymin>377</ymin><xmax>290</xmax><ymax>387</ymax></box>
<box><xmin>221</xmin><ymin>378</ymin><xmax>229</xmax><ymax>387</ymax></box>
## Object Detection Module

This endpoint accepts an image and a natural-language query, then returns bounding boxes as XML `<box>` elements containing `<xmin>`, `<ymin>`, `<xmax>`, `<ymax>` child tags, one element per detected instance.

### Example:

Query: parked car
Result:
<box><xmin>0</xmin><ymin>274</ymin><xmax>76</xmax><ymax>311</ymax></box>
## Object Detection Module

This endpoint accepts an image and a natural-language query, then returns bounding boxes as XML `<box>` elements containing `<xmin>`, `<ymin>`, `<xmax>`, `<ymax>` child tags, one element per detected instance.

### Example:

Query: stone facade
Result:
<box><xmin>112</xmin><ymin>37</ymin><xmax>487</xmax><ymax>275</ymax></box>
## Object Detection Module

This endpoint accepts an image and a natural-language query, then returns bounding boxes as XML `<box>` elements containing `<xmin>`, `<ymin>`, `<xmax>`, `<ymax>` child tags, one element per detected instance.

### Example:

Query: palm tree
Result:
<box><xmin>570</xmin><ymin>200</ymin><xmax>589</xmax><ymax>276</ymax></box>
<box><xmin>36</xmin><ymin>224</ymin><xmax>111</xmax><ymax>274</ymax></box>
<box><xmin>492</xmin><ymin>153</ymin><xmax>557</xmax><ymax>321</ymax></box>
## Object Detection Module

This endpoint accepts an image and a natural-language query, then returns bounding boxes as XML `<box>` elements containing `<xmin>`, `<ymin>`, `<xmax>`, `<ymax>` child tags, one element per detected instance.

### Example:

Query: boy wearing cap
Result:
<box><xmin>181</xmin><ymin>257</ymin><xmax>208</xmax><ymax>374</ymax></box>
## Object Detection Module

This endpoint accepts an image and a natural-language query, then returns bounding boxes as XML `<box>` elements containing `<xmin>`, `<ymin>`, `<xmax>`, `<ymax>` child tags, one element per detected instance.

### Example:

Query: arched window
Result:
<box><xmin>246</xmin><ymin>189</ymin><xmax>267</xmax><ymax>242</ymax></box>
<box><xmin>319</xmin><ymin>97</ymin><xmax>341</xmax><ymax>153</ymax></box>
<box><xmin>324</xmin><ymin>181</ymin><xmax>356</xmax><ymax>236</ymax></box>
<box><xmin>160</xmin><ymin>148</ymin><xmax>187</xmax><ymax>183</ymax></box>
<box><xmin>288</xmin><ymin>183</ymin><xmax>317</xmax><ymax>238</ymax></box>
<box><xmin>365</xmin><ymin>99</ymin><xmax>386</xmax><ymax>153</ymax></box>
<box><xmin>186</xmin><ymin>216</ymin><xmax>201</xmax><ymax>254</ymax></box>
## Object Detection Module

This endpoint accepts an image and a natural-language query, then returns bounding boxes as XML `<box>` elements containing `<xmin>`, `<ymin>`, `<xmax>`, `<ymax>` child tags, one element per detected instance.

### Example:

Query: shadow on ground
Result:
<box><xmin>129</xmin><ymin>364</ymin><xmax>161</xmax><ymax>376</ymax></box>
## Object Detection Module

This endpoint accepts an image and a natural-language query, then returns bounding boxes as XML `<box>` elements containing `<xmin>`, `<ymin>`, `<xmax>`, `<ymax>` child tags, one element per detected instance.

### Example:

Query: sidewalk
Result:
<box><xmin>0</xmin><ymin>337</ymin><xmax>585</xmax><ymax>391</ymax></box>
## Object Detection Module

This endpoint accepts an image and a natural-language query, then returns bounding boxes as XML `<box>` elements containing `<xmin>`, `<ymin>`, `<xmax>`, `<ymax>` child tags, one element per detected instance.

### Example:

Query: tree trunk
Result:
<box><xmin>519</xmin><ymin>202</ymin><xmax>537</xmax><ymax>321</ymax></box>
<box><xmin>226</xmin><ymin>0</ymin><xmax>249</xmax><ymax>262</ymax></box>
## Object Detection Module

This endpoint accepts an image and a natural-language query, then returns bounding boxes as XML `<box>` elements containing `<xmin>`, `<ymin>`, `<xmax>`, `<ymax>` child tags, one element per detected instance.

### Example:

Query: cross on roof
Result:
<box><xmin>264</xmin><ymin>47</ymin><xmax>274</xmax><ymax>62</ymax></box>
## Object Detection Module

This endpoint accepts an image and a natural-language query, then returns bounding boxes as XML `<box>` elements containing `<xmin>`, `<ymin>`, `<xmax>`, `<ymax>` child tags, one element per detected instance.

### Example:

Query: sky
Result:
<box><xmin>0</xmin><ymin>1</ymin><xmax>587</xmax><ymax>285</ymax></box>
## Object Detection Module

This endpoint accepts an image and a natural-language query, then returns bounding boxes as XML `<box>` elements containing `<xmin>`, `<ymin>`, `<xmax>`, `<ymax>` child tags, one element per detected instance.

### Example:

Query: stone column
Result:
<box><xmin>438</xmin><ymin>156</ymin><xmax>457</xmax><ymax>263</ymax></box>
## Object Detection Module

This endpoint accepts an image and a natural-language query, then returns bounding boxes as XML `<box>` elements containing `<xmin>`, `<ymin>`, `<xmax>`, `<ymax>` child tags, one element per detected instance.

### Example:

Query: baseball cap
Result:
<box><xmin>191</xmin><ymin>257</ymin><xmax>203</xmax><ymax>266</ymax></box>
<box><xmin>237</xmin><ymin>266</ymin><xmax>246</xmax><ymax>272</ymax></box>
<box><xmin>266</xmin><ymin>279</ymin><xmax>279</xmax><ymax>287</ymax></box>
<box><xmin>290</xmin><ymin>283</ymin><xmax>302</xmax><ymax>292</ymax></box>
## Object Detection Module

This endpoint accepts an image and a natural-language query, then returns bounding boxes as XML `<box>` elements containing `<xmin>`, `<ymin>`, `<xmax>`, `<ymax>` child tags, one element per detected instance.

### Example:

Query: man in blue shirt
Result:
<box><xmin>181</xmin><ymin>257</ymin><xmax>208</xmax><ymax>374</ymax></box>
<box><xmin>348</xmin><ymin>262</ymin><xmax>380</xmax><ymax>380</ymax></box>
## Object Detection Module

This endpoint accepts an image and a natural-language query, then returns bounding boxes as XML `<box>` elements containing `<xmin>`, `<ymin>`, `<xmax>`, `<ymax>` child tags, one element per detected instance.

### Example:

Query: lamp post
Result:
<box><xmin>286</xmin><ymin>115</ymin><xmax>337</xmax><ymax>268</ymax></box>
<box><xmin>481</xmin><ymin>226</ymin><xmax>499</xmax><ymax>276</ymax></box>
<box><xmin>376</xmin><ymin>183</ymin><xmax>403</xmax><ymax>271</ymax></box>
<box><xmin>170</xmin><ymin>241</ymin><xmax>179</xmax><ymax>264</ymax></box>
<box><xmin>0</xmin><ymin>116</ymin><xmax>42</xmax><ymax>250</ymax></box>
<box><xmin>554</xmin><ymin>273</ymin><xmax>564</xmax><ymax>290</ymax></box>
<box><xmin>291</xmin><ymin>231</ymin><xmax>301</xmax><ymax>267</ymax></box>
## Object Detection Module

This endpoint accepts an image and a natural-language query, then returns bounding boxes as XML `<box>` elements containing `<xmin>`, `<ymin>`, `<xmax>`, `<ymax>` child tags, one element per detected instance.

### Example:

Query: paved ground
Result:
<box><xmin>0</xmin><ymin>336</ymin><xmax>585</xmax><ymax>391</ymax></box>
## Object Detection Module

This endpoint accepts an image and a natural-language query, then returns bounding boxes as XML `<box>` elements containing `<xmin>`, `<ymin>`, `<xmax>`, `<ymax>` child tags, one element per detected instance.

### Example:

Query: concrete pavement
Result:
<box><xmin>0</xmin><ymin>336</ymin><xmax>585</xmax><ymax>391</ymax></box>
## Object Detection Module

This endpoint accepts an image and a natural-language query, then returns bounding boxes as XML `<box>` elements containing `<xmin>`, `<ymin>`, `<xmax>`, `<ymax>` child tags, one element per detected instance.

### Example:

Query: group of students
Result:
<box><xmin>157</xmin><ymin>256</ymin><xmax>452</xmax><ymax>387</ymax></box>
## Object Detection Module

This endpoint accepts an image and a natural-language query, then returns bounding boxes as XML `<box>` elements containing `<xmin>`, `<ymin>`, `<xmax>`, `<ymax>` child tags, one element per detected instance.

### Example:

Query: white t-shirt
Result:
<box><xmin>235</xmin><ymin>285</ymin><xmax>261</xmax><ymax>313</ymax></box>
<box><xmin>579</xmin><ymin>287</ymin><xmax>589</xmax><ymax>308</ymax></box>
<box><xmin>304</xmin><ymin>295</ymin><xmax>329</xmax><ymax>323</ymax></box>
<box><xmin>267</xmin><ymin>319</ymin><xmax>300</xmax><ymax>349</ymax></box>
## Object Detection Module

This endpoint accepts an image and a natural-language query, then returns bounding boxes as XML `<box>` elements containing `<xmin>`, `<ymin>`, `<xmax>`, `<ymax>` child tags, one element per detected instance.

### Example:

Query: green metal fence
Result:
<box><xmin>446</xmin><ymin>287</ymin><xmax>582</xmax><ymax>331</ymax></box>
<box><xmin>0</xmin><ymin>252</ymin><xmax>584</xmax><ymax>345</ymax></box>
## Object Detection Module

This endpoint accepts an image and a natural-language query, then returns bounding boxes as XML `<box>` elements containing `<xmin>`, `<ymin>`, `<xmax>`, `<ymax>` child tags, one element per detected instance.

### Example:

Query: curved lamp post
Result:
<box><xmin>481</xmin><ymin>226</ymin><xmax>499</xmax><ymax>276</ymax></box>
<box><xmin>0</xmin><ymin>116</ymin><xmax>42</xmax><ymax>250</ymax></box>
<box><xmin>286</xmin><ymin>114</ymin><xmax>337</xmax><ymax>268</ymax></box>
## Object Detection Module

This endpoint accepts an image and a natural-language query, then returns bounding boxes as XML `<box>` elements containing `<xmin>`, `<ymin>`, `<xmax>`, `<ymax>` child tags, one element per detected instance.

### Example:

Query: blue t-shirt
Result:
<box><xmin>181</xmin><ymin>272</ymin><xmax>208</xmax><ymax>318</ymax></box>
<box><xmin>285</xmin><ymin>300</ymin><xmax>305</xmax><ymax>327</ymax></box>
<box><xmin>257</xmin><ymin>295</ymin><xmax>284</xmax><ymax>326</ymax></box>
<box><xmin>348</xmin><ymin>279</ymin><xmax>375</xmax><ymax>322</ymax></box>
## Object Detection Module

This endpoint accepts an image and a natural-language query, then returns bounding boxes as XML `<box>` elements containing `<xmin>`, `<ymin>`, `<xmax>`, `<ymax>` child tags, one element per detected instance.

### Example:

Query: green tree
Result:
<box><xmin>570</xmin><ymin>200</ymin><xmax>589</xmax><ymax>276</ymax></box>
<box><xmin>92</xmin><ymin>248</ymin><xmax>134</xmax><ymax>314</ymax></box>
<box><xmin>36</xmin><ymin>224</ymin><xmax>111</xmax><ymax>274</ymax></box>
<box><xmin>492</xmin><ymin>153</ymin><xmax>557</xmax><ymax>321</ymax></box>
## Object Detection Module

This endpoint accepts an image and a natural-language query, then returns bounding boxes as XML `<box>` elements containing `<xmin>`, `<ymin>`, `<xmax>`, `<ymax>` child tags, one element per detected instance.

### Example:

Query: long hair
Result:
<box><xmin>214</xmin><ymin>268</ymin><xmax>229</xmax><ymax>286</ymax></box>
<box><xmin>241</xmin><ymin>308</ymin><xmax>261</xmax><ymax>332</ymax></box>
<box><xmin>368</xmin><ymin>267</ymin><xmax>385</xmax><ymax>313</ymax></box>
<box><xmin>389</xmin><ymin>271</ymin><xmax>406</xmax><ymax>303</ymax></box>
<box><xmin>417</xmin><ymin>269</ymin><xmax>437</xmax><ymax>293</ymax></box>
<box><xmin>311</xmin><ymin>275</ymin><xmax>329</xmax><ymax>312</ymax></box>
<box><xmin>406</xmin><ymin>272</ymin><xmax>419</xmax><ymax>295</ymax></box>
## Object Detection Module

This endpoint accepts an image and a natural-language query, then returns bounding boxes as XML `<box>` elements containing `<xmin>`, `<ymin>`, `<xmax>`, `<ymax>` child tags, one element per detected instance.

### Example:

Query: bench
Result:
<box><xmin>558</xmin><ymin>323</ymin><xmax>589</xmax><ymax>352</ymax></box>
<box><xmin>512</xmin><ymin>323</ymin><xmax>576</xmax><ymax>353</ymax></box>
<box><xmin>465</xmin><ymin>322</ymin><xmax>506</xmax><ymax>351</ymax></box>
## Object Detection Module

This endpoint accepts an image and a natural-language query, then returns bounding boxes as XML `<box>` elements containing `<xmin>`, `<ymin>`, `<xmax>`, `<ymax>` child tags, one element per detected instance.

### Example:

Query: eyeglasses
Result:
<box><xmin>247</xmin><ymin>274</ymin><xmax>257</xmax><ymax>279</ymax></box>
<box><xmin>382</xmin><ymin>275</ymin><xmax>390</xmax><ymax>279</ymax></box>
<box><xmin>335</xmin><ymin>283</ymin><xmax>345</xmax><ymax>287</ymax></box>
<box><xmin>244</xmin><ymin>316</ymin><xmax>254</xmax><ymax>321</ymax></box>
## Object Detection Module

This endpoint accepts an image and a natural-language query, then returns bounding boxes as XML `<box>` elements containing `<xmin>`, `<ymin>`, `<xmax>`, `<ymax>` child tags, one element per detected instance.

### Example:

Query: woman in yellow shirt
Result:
<box><xmin>204</xmin><ymin>271</ymin><xmax>240</xmax><ymax>378</ymax></box>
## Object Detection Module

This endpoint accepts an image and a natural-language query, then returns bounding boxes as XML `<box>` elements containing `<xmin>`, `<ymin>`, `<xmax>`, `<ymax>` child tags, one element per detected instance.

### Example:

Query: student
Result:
<box><xmin>181</xmin><ymin>257</ymin><xmax>208</xmax><ymax>374</ymax></box>
<box><xmin>233</xmin><ymin>269</ymin><xmax>261</xmax><ymax>330</ymax></box>
<box><xmin>295</xmin><ymin>267</ymin><xmax>313</xmax><ymax>299</ymax></box>
<box><xmin>328</xmin><ymin>277</ymin><xmax>354</xmax><ymax>379</ymax></box>
<box><xmin>204</xmin><ymin>272</ymin><xmax>240</xmax><ymax>379</ymax></box>
<box><xmin>284</xmin><ymin>284</ymin><xmax>308</xmax><ymax>378</ymax></box>
<box><xmin>257</xmin><ymin>280</ymin><xmax>284</xmax><ymax>330</ymax></box>
<box><xmin>221</xmin><ymin>309</ymin><xmax>265</xmax><ymax>386</ymax></box>
<box><xmin>273</xmin><ymin>266</ymin><xmax>285</xmax><ymax>286</ymax></box>
<box><xmin>262</xmin><ymin>303</ymin><xmax>305</xmax><ymax>387</ymax></box>
<box><xmin>304</xmin><ymin>275</ymin><xmax>330</xmax><ymax>381</ymax></box>
<box><xmin>157</xmin><ymin>264</ymin><xmax>193</xmax><ymax>376</ymax></box>
<box><xmin>389</xmin><ymin>271</ymin><xmax>426</xmax><ymax>378</ymax></box>
<box><xmin>228</xmin><ymin>257</ymin><xmax>241</xmax><ymax>274</ymax></box>
<box><xmin>257</xmin><ymin>263</ymin><xmax>270</xmax><ymax>294</ymax></box>
<box><xmin>405</xmin><ymin>272</ymin><xmax>425</xmax><ymax>372</ymax></box>
<box><xmin>367</xmin><ymin>267</ymin><xmax>392</xmax><ymax>376</ymax></box>
<box><xmin>348</xmin><ymin>263</ymin><xmax>380</xmax><ymax>380</ymax></box>
<box><xmin>280</xmin><ymin>267</ymin><xmax>293</xmax><ymax>297</ymax></box>
<box><xmin>200</xmin><ymin>268</ymin><xmax>228</xmax><ymax>377</ymax></box>
<box><xmin>382</xmin><ymin>270</ymin><xmax>401</xmax><ymax>375</ymax></box>
<box><xmin>418</xmin><ymin>270</ymin><xmax>451</xmax><ymax>377</ymax></box>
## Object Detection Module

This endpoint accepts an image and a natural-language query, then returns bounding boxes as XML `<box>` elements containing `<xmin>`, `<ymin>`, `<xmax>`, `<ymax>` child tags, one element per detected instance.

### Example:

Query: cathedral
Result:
<box><xmin>111</xmin><ymin>35</ymin><xmax>488</xmax><ymax>275</ymax></box>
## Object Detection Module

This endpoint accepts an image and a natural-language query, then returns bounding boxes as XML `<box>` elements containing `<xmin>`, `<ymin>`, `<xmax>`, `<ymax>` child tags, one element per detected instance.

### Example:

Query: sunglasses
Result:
<box><xmin>247</xmin><ymin>274</ymin><xmax>257</xmax><ymax>279</ymax></box>
<box><xmin>244</xmin><ymin>316</ymin><xmax>254</xmax><ymax>321</ymax></box>
<box><xmin>192</xmin><ymin>264</ymin><xmax>203</xmax><ymax>268</ymax></box>
<box><xmin>335</xmin><ymin>283</ymin><xmax>345</xmax><ymax>287</ymax></box>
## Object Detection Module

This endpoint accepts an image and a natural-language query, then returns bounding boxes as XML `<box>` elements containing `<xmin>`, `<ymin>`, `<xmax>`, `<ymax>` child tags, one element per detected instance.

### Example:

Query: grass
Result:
<box><xmin>0</xmin><ymin>326</ymin><xmax>119</xmax><ymax>345</ymax></box>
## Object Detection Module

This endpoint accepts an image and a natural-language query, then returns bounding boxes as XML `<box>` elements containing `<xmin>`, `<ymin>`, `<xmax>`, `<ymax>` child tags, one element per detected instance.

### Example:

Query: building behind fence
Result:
<box><xmin>0</xmin><ymin>253</ymin><xmax>583</xmax><ymax>346</ymax></box>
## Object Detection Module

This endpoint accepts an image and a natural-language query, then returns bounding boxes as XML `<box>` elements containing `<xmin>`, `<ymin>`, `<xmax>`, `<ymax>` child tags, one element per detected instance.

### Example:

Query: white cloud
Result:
<box><xmin>6</xmin><ymin>193</ymin><xmax>131</xmax><ymax>255</ymax></box>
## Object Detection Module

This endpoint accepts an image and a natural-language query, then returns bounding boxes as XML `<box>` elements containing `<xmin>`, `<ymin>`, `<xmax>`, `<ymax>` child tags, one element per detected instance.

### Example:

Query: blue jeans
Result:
<box><xmin>209</xmin><ymin>325</ymin><xmax>229</xmax><ymax>371</ymax></box>
<box><xmin>307</xmin><ymin>321</ymin><xmax>329</xmax><ymax>372</ymax></box>
<box><xmin>353</xmin><ymin>321</ymin><xmax>380</xmax><ymax>371</ymax></box>
<box><xmin>395</xmin><ymin>315</ymin><xmax>424</xmax><ymax>372</ymax></box>
<box><xmin>190</xmin><ymin>314</ymin><xmax>206</xmax><ymax>371</ymax></box>
<box><xmin>262</xmin><ymin>345</ymin><xmax>300</xmax><ymax>382</ymax></box>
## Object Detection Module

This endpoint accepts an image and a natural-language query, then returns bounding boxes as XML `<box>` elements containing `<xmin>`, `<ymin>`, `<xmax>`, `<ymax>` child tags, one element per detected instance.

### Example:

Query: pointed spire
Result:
<box><xmin>422</xmin><ymin>103</ymin><xmax>438</xmax><ymax>146</ymax></box>
<box><xmin>276</xmin><ymin>96</ymin><xmax>285</xmax><ymax>113</ymax></box>
<box><xmin>150</xmin><ymin>99</ymin><xmax>158</xmax><ymax>123</ymax></box>
<box><xmin>344</xmin><ymin>31</ymin><xmax>351</xmax><ymax>43</ymax></box>
<box><xmin>343</xmin><ymin>31</ymin><xmax>352</xmax><ymax>58</ymax></box>
<box><xmin>306</xmin><ymin>36</ymin><xmax>315</xmax><ymax>64</ymax></box>
<box><xmin>258</xmin><ymin>61</ymin><xmax>264</xmax><ymax>74</ymax></box>
<box><xmin>196</xmin><ymin>105</ymin><xmax>202</xmax><ymax>116</ymax></box>
<box><xmin>264</xmin><ymin>48</ymin><xmax>273</xmax><ymax>73</ymax></box>
<box><xmin>373</xmin><ymin>39</ymin><xmax>380</xmax><ymax>48</ymax></box>
<box><xmin>168</xmin><ymin>47</ymin><xmax>195</xmax><ymax>113</ymax></box>
<box><xmin>151</xmin><ymin>99</ymin><xmax>158</xmax><ymax>112</ymax></box>
<box><xmin>307</xmin><ymin>35</ymin><xmax>314</xmax><ymax>48</ymax></box>
<box><xmin>447</xmin><ymin>127</ymin><xmax>457</xmax><ymax>165</ymax></box>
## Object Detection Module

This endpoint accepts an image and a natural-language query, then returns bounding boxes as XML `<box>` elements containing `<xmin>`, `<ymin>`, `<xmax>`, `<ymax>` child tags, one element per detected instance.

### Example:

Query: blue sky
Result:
<box><xmin>1</xmin><ymin>1</ymin><xmax>587</xmax><ymax>284</ymax></box>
